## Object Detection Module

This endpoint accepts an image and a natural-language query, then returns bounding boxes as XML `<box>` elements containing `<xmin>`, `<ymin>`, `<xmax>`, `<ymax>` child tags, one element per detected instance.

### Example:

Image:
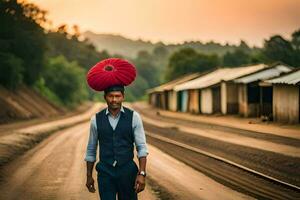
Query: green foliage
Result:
<box><xmin>92</xmin><ymin>94</ymin><xmax>106</xmax><ymax>102</ymax></box>
<box><xmin>153</xmin><ymin>45</ymin><xmax>169</xmax><ymax>59</ymax></box>
<box><xmin>259</xmin><ymin>30</ymin><xmax>300</xmax><ymax>67</ymax></box>
<box><xmin>42</xmin><ymin>56</ymin><xmax>88</xmax><ymax>106</ymax></box>
<box><xmin>126</xmin><ymin>76</ymin><xmax>150</xmax><ymax>99</ymax></box>
<box><xmin>113</xmin><ymin>47</ymin><xmax>168</xmax><ymax>101</ymax></box>
<box><xmin>46</xmin><ymin>30</ymin><xmax>110</xmax><ymax>71</ymax></box>
<box><xmin>114</xmin><ymin>51</ymin><xmax>158</xmax><ymax>101</ymax></box>
<box><xmin>152</xmin><ymin>45</ymin><xmax>170</xmax><ymax>82</ymax></box>
<box><xmin>164</xmin><ymin>30</ymin><xmax>300</xmax><ymax>82</ymax></box>
<box><xmin>292</xmin><ymin>29</ymin><xmax>300</xmax><ymax>50</ymax></box>
<box><xmin>139</xmin><ymin>93</ymin><xmax>149</xmax><ymax>102</ymax></box>
<box><xmin>262</xmin><ymin>35</ymin><xmax>295</xmax><ymax>66</ymax></box>
<box><xmin>123</xmin><ymin>90</ymin><xmax>135</xmax><ymax>102</ymax></box>
<box><xmin>0</xmin><ymin>1</ymin><xmax>96</xmax><ymax>106</ymax></box>
<box><xmin>222</xmin><ymin>40</ymin><xmax>259</xmax><ymax>67</ymax></box>
<box><xmin>0</xmin><ymin>0</ymin><xmax>47</xmax><ymax>85</ymax></box>
<box><xmin>33</xmin><ymin>77</ymin><xmax>63</xmax><ymax>106</ymax></box>
<box><xmin>249</xmin><ymin>50</ymin><xmax>266</xmax><ymax>64</ymax></box>
<box><xmin>223</xmin><ymin>49</ymin><xmax>251</xmax><ymax>67</ymax></box>
<box><xmin>291</xmin><ymin>29</ymin><xmax>300</xmax><ymax>65</ymax></box>
<box><xmin>0</xmin><ymin>52</ymin><xmax>23</xmax><ymax>89</ymax></box>
<box><xmin>44</xmin><ymin>25</ymin><xmax>115</xmax><ymax>103</ymax></box>
<box><xmin>133</xmin><ymin>51</ymin><xmax>160</xmax><ymax>88</ymax></box>
<box><xmin>165</xmin><ymin>48</ymin><xmax>220</xmax><ymax>81</ymax></box>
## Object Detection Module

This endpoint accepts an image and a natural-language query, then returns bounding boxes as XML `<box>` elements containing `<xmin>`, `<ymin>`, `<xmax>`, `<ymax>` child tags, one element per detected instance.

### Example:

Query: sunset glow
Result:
<box><xmin>29</xmin><ymin>0</ymin><xmax>300</xmax><ymax>46</ymax></box>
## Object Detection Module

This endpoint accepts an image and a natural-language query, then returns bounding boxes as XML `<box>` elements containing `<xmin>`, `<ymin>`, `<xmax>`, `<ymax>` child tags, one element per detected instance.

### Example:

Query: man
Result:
<box><xmin>84</xmin><ymin>85</ymin><xmax>149</xmax><ymax>200</ymax></box>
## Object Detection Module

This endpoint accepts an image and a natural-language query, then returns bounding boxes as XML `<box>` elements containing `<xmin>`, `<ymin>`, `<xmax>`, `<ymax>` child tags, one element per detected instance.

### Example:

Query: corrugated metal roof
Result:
<box><xmin>265</xmin><ymin>68</ymin><xmax>300</xmax><ymax>85</ymax></box>
<box><xmin>234</xmin><ymin>64</ymin><xmax>292</xmax><ymax>84</ymax></box>
<box><xmin>147</xmin><ymin>73</ymin><xmax>201</xmax><ymax>93</ymax></box>
<box><xmin>222</xmin><ymin>64</ymin><xmax>267</xmax><ymax>81</ymax></box>
<box><xmin>174</xmin><ymin>64</ymin><xmax>267</xmax><ymax>91</ymax></box>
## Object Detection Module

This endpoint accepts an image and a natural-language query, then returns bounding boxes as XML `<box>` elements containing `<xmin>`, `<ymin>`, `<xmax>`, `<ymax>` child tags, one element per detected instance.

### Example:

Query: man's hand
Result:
<box><xmin>86</xmin><ymin>176</ymin><xmax>96</xmax><ymax>193</ymax></box>
<box><xmin>134</xmin><ymin>174</ymin><xmax>145</xmax><ymax>193</ymax></box>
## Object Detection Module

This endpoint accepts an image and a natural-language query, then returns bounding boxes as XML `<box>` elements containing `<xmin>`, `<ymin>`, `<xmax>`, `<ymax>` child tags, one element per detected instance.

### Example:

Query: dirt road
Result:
<box><xmin>0</xmin><ymin>117</ymin><xmax>253</xmax><ymax>200</ymax></box>
<box><xmin>0</xmin><ymin>122</ymin><xmax>155</xmax><ymax>200</ymax></box>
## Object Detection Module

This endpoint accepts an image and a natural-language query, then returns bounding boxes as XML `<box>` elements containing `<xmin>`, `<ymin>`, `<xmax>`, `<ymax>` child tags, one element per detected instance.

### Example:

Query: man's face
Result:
<box><xmin>104</xmin><ymin>91</ymin><xmax>124</xmax><ymax>110</ymax></box>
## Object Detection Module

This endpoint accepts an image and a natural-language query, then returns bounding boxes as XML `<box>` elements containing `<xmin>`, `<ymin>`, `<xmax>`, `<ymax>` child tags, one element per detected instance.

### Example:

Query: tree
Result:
<box><xmin>238</xmin><ymin>40</ymin><xmax>251</xmax><ymax>53</ymax></box>
<box><xmin>223</xmin><ymin>49</ymin><xmax>251</xmax><ymax>67</ymax></box>
<box><xmin>262</xmin><ymin>35</ymin><xmax>295</xmax><ymax>66</ymax></box>
<box><xmin>152</xmin><ymin>45</ymin><xmax>170</xmax><ymax>82</ymax></box>
<box><xmin>0</xmin><ymin>0</ymin><xmax>47</xmax><ymax>85</ymax></box>
<box><xmin>0</xmin><ymin>52</ymin><xmax>23</xmax><ymax>89</ymax></box>
<box><xmin>46</xmin><ymin>30</ymin><xmax>110</xmax><ymax>71</ymax></box>
<box><xmin>222</xmin><ymin>40</ymin><xmax>254</xmax><ymax>67</ymax></box>
<box><xmin>291</xmin><ymin>29</ymin><xmax>300</xmax><ymax>65</ymax></box>
<box><xmin>42</xmin><ymin>56</ymin><xmax>88</xmax><ymax>105</ymax></box>
<box><xmin>126</xmin><ymin>76</ymin><xmax>149</xmax><ymax>101</ymax></box>
<box><xmin>291</xmin><ymin>29</ymin><xmax>300</xmax><ymax>51</ymax></box>
<box><xmin>133</xmin><ymin>50</ymin><xmax>160</xmax><ymax>88</ymax></box>
<box><xmin>165</xmin><ymin>48</ymin><xmax>219</xmax><ymax>81</ymax></box>
<box><xmin>153</xmin><ymin>45</ymin><xmax>169</xmax><ymax>60</ymax></box>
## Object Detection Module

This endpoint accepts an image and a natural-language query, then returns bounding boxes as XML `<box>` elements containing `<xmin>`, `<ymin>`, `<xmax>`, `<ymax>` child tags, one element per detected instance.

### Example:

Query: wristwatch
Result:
<box><xmin>138</xmin><ymin>171</ymin><xmax>146</xmax><ymax>177</ymax></box>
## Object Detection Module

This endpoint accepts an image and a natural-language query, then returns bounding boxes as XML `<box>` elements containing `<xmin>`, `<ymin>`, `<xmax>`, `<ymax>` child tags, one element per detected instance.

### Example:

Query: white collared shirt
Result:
<box><xmin>85</xmin><ymin>106</ymin><xmax>149</xmax><ymax>162</ymax></box>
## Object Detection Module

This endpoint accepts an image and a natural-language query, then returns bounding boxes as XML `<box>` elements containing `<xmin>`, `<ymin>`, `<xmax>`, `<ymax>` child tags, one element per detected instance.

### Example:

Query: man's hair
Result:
<box><xmin>104</xmin><ymin>85</ymin><xmax>125</xmax><ymax>95</ymax></box>
<box><xmin>104</xmin><ymin>90</ymin><xmax>124</xmax><ymax>97</ymax></box>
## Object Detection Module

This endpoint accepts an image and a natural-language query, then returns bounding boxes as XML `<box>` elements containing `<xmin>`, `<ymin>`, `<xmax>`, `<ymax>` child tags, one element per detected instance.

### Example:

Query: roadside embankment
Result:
<box><xmin>0</xmin><ymin>103</ymin><xmax>103</xmax><ymax>168</ymax></box>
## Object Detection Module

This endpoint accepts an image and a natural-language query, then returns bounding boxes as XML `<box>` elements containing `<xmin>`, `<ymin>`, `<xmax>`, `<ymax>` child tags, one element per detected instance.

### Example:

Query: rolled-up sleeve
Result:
<box><xmin>84</xmin><ymin>116</ymin><xmax>98</xmax><ymax>162</ymax></box>
<box><xmin>132</xmin><ymin>111</ymin><xmax>149</xmax><ymax>158</ymax></box>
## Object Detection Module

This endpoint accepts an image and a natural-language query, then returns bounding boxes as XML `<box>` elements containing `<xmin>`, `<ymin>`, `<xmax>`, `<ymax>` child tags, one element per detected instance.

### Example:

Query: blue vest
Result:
<box><xmin>95</xmin><ymin>107</ymin><xmax>134</xmax><ymax>167</ymax></box>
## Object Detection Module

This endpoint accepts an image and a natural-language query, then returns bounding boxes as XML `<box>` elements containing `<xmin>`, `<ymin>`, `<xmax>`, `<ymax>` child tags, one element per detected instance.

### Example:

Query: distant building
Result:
<box><xmin>174</xmin><ymin>64</ymin><xmax>267</xmax><ymax>114</ymax></box>
<box><xmin>261</xmin><ymin>68</ymin><xmax>300</xmax><ymax>124</ymax></box>
<box><xmin>174</xmin><ymin>68</ymin><xmax>228</xmax><ymax>114</ymax></box>
<box><xmin>147</xmin><ymin>73</ymin><xmax>201</xmax><ymax>111</ymax></box>
<box><xmin>234</xmin><ymin>63</ymin><xmax>292</xmax><ymax>118</ymax></box>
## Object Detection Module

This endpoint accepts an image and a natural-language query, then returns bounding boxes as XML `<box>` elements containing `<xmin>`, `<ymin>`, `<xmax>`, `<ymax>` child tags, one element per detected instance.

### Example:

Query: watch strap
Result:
<box><xmin>138</xmin><ymin>171</ymin><xmax>146</xmax><ymax>177</ymax></box>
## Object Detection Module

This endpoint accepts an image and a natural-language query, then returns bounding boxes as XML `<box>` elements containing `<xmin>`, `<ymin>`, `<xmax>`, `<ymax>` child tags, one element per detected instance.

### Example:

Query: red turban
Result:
<box><xmin>86</xmin><ymin>58</ymin><xmax>136</xmax><ymax>91</ymax></box>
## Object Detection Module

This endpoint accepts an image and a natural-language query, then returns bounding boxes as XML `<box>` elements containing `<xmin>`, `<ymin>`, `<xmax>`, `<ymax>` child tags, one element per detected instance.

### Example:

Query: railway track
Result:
<box><xmin>146</xmin><ymin>131</ymin><xmax>300</xmax><ymax>200</ymax></box>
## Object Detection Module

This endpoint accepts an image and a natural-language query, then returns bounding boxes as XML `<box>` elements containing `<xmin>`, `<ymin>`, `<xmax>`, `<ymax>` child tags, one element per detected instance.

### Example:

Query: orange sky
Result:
<box><xmin>29</xmin><ymin>0</ymin><xmax>300</xmax><ymax>46</ymax></box>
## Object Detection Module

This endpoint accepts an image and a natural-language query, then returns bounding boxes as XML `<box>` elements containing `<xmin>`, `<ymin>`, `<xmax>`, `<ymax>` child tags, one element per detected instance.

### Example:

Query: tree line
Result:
<box><xmin>163</xmin><ymin>31</ymin><xmax>300</xmax><ymax>81</ymax></box>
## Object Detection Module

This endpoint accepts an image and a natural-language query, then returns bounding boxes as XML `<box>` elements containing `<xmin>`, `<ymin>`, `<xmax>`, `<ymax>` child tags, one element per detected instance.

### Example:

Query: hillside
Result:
<box><xmin>0</xmin><ymin>85</ymin><xmax>64</xmax><ymax>124</ymax></box>
<box><xmin>83</xmin><ymin>31</ymin><xmax>243</xmax><ymax>58</ymax></box>
<box><xmin>83</xmin><ymin>31</ymin><xmax>156</xmax><ymax>58</ymax></box>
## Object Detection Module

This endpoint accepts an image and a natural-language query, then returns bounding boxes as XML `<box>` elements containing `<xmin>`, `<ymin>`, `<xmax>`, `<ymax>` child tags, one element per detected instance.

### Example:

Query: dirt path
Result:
<box><xmin>0</xmin><ymin>102</ymin><xmax>96</xmax><ymax>137</ymax></box>
<box><xmin>0</xmin><ymin>122</ymin><xmax>156</xmax><ymax>200</ymax></box>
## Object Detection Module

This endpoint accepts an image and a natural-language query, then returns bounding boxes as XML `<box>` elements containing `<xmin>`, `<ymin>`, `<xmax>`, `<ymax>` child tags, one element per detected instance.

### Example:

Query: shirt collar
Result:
<box><xmin>105</xmin><ymin>106</ymin><xmax>125</xmax><ymax>116</ymax></box>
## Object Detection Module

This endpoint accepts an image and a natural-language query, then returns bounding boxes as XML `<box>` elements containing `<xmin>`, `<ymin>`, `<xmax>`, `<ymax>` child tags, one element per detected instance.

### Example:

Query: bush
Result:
<box><xmin>0</xmin><ymin>52</ymin><xmax>24</xmax><ymax>89</ymax></box>
<box><xmin>42</xmin><ymin>55</ymin><xmax>88</xmax><ymax>106</ymax></box>
<box><xmin>33</xmin><ymin>77</ymin><xmax>63</xmax><ymax>106</ymax></box>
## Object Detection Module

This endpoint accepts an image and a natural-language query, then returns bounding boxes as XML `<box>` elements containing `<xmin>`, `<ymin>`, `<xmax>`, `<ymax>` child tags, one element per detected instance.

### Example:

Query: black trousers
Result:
<box><xmin>96</xmin><ymin>160</ymin><xmax>138</xmax><ymax>200</ymax></box>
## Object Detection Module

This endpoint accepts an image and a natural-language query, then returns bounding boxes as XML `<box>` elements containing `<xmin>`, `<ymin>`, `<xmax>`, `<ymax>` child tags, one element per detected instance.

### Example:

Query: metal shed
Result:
<box><xmin>234</xmin><ymin>63</ymin><xmax>292</xmax><ymax>118</ymax></box>
<box><xmin>174</xmin><ymin>64</ymin><xmax>267</xmax><ymax>114</ymax></box>
<box><xmin>147</xmin><ymin>73</ymin><xmax>201</xmax><ymax>111</ymax></box>
<box><xmin>262</xmin><ymin>68</ymin><xmax>300</xmax><ymax>124</ymax></box>
<box><xmin>174</xmin><ymin>68</ymin><xmax>229</xmax><ymax>114</ymax></box>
